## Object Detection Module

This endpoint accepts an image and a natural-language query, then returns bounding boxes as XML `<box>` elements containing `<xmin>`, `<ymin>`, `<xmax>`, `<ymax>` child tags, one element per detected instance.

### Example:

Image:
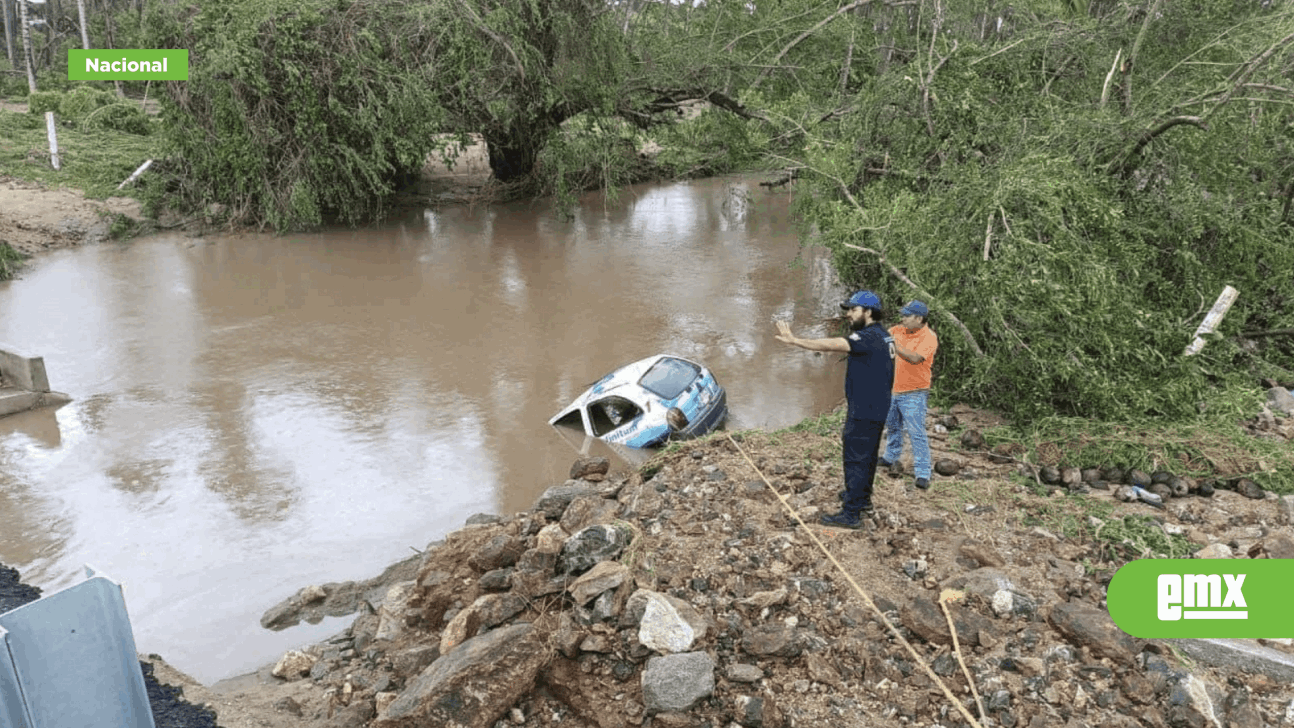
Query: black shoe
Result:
<box><xmin>915</xmin><ymin>478</ymin><xmax>930</xmax><ymax>490</ymax></box>
<box><xmin>820</xmin><ymin>511</ymin><xmax>864</xmax><ymax>530</ymax></box>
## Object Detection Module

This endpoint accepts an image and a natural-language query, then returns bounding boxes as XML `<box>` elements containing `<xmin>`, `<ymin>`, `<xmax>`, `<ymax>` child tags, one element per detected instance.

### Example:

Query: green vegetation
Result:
<box><xmin>0</xmin><ymin>241</ymin><xmax>25</xmax><ymax>281</ymax></box>
<box><xmin>0</xmin><ymin>108</ymin><xmax>159</xmax><ymax>202</ymax></box>
<box><xmin>4</xmin><ymin>0</ymin><xmax>1291</xmax><ymax>435</ymax></box>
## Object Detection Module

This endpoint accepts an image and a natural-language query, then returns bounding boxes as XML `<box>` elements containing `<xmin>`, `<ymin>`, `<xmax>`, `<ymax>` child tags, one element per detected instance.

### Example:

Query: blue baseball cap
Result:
<box><xmin>900</xmin><ymin>300</ymin><xmax>929</xmax><ymax>317</ymax></box>
<box><xmin>840</xmin><ymin>290</ymin><xmax>882</xmax><ymax>311</ymax></box>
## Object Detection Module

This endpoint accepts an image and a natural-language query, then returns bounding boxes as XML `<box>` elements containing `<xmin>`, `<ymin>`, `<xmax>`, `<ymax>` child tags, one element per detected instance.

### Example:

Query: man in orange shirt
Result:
<box><xmin>879</xmin><ymin>300</ymin><xmax>939</xmax><ymax>490</ymax></box>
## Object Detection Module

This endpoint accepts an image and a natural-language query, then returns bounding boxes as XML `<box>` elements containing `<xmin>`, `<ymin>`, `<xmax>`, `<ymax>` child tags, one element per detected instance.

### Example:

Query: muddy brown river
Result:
<box><xmin>0</xmin><ymin>176</ymin><xmax>849</xmax><ymax>683</ymax></box>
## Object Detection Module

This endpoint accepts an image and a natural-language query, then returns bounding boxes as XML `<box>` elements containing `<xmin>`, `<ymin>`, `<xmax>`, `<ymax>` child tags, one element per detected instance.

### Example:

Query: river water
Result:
<box><xmin>0</xmin><ymin>176</ymin><xmax>850</xmax><ymax>684</ymax></box>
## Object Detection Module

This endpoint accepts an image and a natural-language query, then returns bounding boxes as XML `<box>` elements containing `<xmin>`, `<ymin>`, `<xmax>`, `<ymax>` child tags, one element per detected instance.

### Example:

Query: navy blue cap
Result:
<box><xmin>840</xmin><ymin>290</ymin><xmax>882</xmax><ymax>311</ymax></box>
<box><xmin>900</xmin><ymin>300</ymin><xmax>929</xmax><ymax>317</ymax></box>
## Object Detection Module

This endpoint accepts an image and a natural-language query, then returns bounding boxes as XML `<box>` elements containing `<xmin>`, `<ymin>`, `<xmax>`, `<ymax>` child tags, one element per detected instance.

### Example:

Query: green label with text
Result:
<box><xmin>68</xmin><ymin>50</ymin><xmax>188</xmax><ymax>80</ymax></box>
<box><xmin>1107</xmin><ymin>559</ymin><xmax>1294</xmax><ymax>638</ymax></box>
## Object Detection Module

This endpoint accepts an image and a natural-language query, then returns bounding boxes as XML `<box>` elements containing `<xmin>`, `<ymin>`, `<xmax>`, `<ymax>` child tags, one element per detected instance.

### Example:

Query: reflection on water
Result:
<box><xmin>0</xmin><ymin>176</ymin><xmax>849</xmax><ymax>683</ymax></box>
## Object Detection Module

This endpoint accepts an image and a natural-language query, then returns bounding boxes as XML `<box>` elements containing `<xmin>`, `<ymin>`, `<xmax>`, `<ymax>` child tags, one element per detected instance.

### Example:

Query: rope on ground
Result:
<box><xmin>725</xmin><ymin>433</ymin><xmax>986</xmax><ymax>728</ymax></box>
<box><xmin>939</xmin><ymin>589</ymin><xmax>988</xmax><ymax>725</ymax></box>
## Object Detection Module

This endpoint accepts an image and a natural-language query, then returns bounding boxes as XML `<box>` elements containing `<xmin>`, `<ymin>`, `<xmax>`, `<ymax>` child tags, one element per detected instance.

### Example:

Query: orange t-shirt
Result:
<box><xmin>888</xmin><ymin>325</ymin><xmax>938</xmax><ymax>393</ymax></box>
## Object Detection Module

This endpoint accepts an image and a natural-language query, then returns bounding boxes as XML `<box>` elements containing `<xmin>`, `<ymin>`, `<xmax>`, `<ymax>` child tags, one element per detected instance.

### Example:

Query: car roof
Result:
<box><xmin>548</xmin><ymin>354</ymin><xmax>702</xmax><ymax>425</ymax></box>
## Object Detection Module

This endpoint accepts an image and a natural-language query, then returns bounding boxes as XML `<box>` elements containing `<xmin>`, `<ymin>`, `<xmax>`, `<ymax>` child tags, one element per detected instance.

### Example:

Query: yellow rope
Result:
<box><xmin>726</xmin><ymin>433</ymin><xmax>986</xmax><ymax>728</ymax></box>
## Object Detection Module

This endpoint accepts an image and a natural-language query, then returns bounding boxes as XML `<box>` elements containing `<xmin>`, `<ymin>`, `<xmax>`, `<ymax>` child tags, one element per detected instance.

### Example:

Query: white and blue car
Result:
<box><xmin>549</xmin><ymin>354</ymin><xmax>729</xmax><ymax>448</ymax></box>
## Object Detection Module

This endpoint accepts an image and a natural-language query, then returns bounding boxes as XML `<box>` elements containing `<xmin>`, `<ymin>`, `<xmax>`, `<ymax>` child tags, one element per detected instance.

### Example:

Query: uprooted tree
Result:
<box><xmin>138</xmin><ymin>0</ymin><xmax>1293</xmax><ymax>423</ymax></box>
<box><xmin>142</xmin><ymin>0</ymin><xmax>627</xmax><ymax>230</ymax></box>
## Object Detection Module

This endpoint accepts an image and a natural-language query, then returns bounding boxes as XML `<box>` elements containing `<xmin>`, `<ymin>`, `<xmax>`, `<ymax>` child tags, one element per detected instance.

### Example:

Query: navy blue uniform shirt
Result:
<box><xmin>844</xmin><ymin>322</ymin><xmax>895</xmax><ymax>421</ymax></box>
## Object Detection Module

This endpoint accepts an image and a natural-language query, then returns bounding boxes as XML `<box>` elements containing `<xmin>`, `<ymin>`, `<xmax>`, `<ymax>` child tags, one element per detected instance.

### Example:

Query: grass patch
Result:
<box><xmin>0</xmin><ymin>240</ymin><xmax>26</xmax><ymax>281</ymax></box>
<box><xmin>0</xmin><ymin>108</ymin><xmax>159</xmax><ymax>200</ymax></box>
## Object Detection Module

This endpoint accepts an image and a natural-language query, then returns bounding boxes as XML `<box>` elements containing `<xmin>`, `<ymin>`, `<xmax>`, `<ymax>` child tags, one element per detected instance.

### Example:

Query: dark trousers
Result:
<box><xmin>842</xmin><ymin>418</ymin><xmax>884</xmax><ymax>513</ymax></box>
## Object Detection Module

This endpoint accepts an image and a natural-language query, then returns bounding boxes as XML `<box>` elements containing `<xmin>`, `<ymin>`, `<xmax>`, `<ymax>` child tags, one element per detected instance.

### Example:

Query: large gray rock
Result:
<box><xmin>1267</xmin><ymin>386</ymin><xmax>1294</xmax><ymax>416</ymax></box>
<box><xmin>642</xmin><ymin>652</ymin><xmax>715</xmax><ymax>713</ymax></box>
<box><xmin>375</xmin><ymin>623</ymin><xmax>548</xmax><ymax>728</ymax></box>
<box><xmin>535</xmin><ymin>482</ymin><xmax>600</xmax><ymax>519</ymax></box>
<box><xmin>559</xmin><ymin>495</ymin><xmax>621</xmax><ymax>535</ymax></box>
<box><xmin>558</xmin><ymin>523</ymin><xmax>632</xmax><ymax>575</ymax></box>
<box><xmin>567</xmin><ymin>561</ymin><xmax>629</xmax><ymax>605</ymax></box>
<box><xmin>1048</xmin><ymin>600</ymin><xmax>1139</xmax><ymax>664</ymax></box>
<box><xmin>468</xmin><ymin>534</ymin><xmax>526</xmax><ymax>572</ymax></box>
<box><xmin>900</xmin><ymin>596</ymin><xmax>996</xmax><ymax>647</ymax></box>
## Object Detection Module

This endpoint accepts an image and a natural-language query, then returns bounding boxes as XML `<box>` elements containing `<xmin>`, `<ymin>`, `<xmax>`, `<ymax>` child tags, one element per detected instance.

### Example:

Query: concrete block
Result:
<box><xmin>0</xmin><ymin>347</ymin><xmax>51</xmax><ymax>392</ymax></box>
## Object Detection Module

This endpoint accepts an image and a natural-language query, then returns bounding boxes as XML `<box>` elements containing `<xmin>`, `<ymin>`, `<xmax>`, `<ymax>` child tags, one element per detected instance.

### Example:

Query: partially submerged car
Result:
<box><xmin>549</xmin><ymin>355</ymin><xmax>728</xmax><ymax>448</ymax></box>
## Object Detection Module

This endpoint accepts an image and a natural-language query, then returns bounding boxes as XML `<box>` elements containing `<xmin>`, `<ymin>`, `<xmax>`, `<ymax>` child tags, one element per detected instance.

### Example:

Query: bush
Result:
<box><xmin>59</xmin><ymin>86</ymin><xmax>118</xmax><ymax>124</ymax></box>
<box><xmin>25</xmin><ymin>91</ymin><xmax>62</xmax><ymax>116</ymax></box>
<box><xmin>0</xmin><ymin>241</ymin><xmax>26</xmax><ymax>281</ymax></box>
<box><xmin>82</xmin><ymin>104</ymin><xmax>151</xmax><ymax>136</ymax></box>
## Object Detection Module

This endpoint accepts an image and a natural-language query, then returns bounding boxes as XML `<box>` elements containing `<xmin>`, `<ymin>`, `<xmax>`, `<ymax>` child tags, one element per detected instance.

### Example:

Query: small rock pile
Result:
<box><xmin>254</xmin><ymin>439</ymin><xmax>1294</xmax><ymax>728</ymax></box>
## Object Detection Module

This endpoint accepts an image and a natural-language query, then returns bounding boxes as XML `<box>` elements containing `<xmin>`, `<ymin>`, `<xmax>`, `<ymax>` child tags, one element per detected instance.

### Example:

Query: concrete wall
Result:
<box><xmin>419</xmin><ymin>133</ymin><xmax>493</xmax><ymax>187</ymax></box>
<box><xmin>0</xmin><ymin>346</ymin><xmax>51</xmax><ymax>392</ymax></box>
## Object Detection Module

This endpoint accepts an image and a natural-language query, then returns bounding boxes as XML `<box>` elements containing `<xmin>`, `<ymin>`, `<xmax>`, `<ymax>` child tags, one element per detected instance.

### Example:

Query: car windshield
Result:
<box><xmin>639</xmin><ymin>358</ymin><xmax>700</xmax><ymax>400</ymax></box>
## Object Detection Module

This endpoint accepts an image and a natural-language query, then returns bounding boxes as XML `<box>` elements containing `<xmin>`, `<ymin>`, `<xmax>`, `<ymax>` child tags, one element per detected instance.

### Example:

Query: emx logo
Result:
<box><xmin>1108</xmin><ymin>560</ymin><xmax>1292</xmax><ymax>638</ymax></box>
<box><xmin>1157</xmin><ymin>573</ymin><xmax>1246</xmax><ymax>620</ymax></box>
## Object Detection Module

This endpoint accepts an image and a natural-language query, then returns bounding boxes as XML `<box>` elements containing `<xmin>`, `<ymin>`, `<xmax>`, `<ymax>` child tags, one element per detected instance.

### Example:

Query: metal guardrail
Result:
<box><xmin>0</xmin><ymin>566</ymin><xmax>156</xmax><ymax>728</ymax></box>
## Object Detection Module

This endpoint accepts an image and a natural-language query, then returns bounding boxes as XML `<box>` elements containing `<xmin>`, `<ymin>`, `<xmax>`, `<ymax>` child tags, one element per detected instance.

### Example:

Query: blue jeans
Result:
<box><xmin>883</xmin><ymin>390</ymin><xmax>931</xmax><ymax>480</ymax></box>
<box><xmin>841</xmin><ymin>418</ymin><xmax>884</xmax><ymax>513</ymax></box>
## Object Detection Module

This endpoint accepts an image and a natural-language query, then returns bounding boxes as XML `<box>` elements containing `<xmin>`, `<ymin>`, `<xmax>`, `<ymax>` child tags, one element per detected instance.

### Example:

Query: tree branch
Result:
<box><xmin>453</xmin><ymin>0</ymin><xmax>525</xmax><ymax>82</ymax></box>
<box><xmin>750</xmin><ymin>0</ymin><xmax>874</xmax><ymax>91</ymax></box>
<box><xmin>842</xmin><ymin>243</ymin><xmax>985</xmax><ymax>357</ymax></box>
<box><xmin>1202</xmin><ymin>30</ymin><xmax>1294</xmax><ymax>123</ymax></box>
<box><xmin>1117</xmin><ymin>116</ymin><xmax>1208</xmax><ymax>178</ymax></box>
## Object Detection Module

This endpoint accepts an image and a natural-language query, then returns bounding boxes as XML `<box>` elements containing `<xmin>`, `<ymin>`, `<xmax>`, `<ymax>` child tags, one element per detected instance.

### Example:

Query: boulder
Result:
<box><xmin>960</xmin><ymin>429</ymin><xmax>987</xmax><ymax>450</ymax></box>
<box><xmin>468</xmin><ymin>534</ymin><xmax>526</xmax><ymax>572</ymax></box>
<box><xmin>1048</xmin><ymin>600</ymin><xmax>1139</xmax><ymax>664</ymax></box>
<box><xmin>1267</xmin><ymin>386</ymin><xmax>1294</xmax><ymax>416</ymax></box>
<box><xmin>558</xmin><ymin>523</ymin><xmax>632</xmax><ymax>575</ymax></box>
<box><xmin>570</xmin><ymin>457</ymin><xmax>611</xmax><ymax>480</ymax></box>
<box><xmin>900</xmin><ymin>596</ymin><xmax>996</xmax><ymax>647</ymax></box>
<box><xmin>638</xmin><ymin>591</ymin><xmax>697</xmax><ymax>654</ymax></box>
<box><xmin>535</xmin><ymin>523</ymin><xmax>570</xmax><ymax>554</ymax></box>
<box><xmin>271</xmin><ymin>650</ymin><xmax>316</xmax><ymax>680</ymax></box>
<box><xmin>1195</xmin><ymin>543</ymin><xmax>1234</xmax><ymax>559</ymax></box>
<box><xmin>535</xmin><ymin>482</ymin><xmax>600</xmax><ymax>519</ymax></box>
<box><xmin>375</xmin><ymin>580</ymin><xmax>419</xmax><ymax>642</ymax></box>
<box><xmin>374</xmin><ymin>623</ymin><xmax>549</xmax><ymax>728</ymax></box>
<box><xmin>642</xmin><ymin>652</ymin><xmax>716</xmax><ymax>713</ymax></box>
<box><xmin>567</xmin><ymin>561</ymin><xmax>630</xmax><ymax>605</ymax></box>
<box><xmin>559</xmin><ymin>495</ymin><xmax>621</xmax><ymax>535</ymax></box>
<box><xmin>934</xmin><ymin>459</ymin><xmax>962</xmax><ymax>476</ymax></box>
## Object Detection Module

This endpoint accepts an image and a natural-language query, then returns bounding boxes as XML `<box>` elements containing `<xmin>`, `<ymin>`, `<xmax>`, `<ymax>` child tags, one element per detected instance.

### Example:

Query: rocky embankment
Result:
<box><xmin>230</xmin><ymin>405</ymin><xmax>1294</xmax><ymax>728</ymax></box>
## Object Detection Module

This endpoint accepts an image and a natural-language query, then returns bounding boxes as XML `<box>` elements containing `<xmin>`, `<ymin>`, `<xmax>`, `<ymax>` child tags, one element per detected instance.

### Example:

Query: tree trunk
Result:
<box><xmin>101</xmin><ymin>0</ymin><xmax>125</xmax><ymax>97</ymax></box>
<box><xmin>18</xmin><ymin>0</ymin><xmax>36</xmax><ymax>92</ymax></box>
<box><xmin>75</xmin><ymin>0</ymin><xmax>88</xmax><ymax>48</ymax></box>
<box><xmin>4</xmin><ymin>0</ymin><xmax>17</xmax><ymax>65</ymax></box>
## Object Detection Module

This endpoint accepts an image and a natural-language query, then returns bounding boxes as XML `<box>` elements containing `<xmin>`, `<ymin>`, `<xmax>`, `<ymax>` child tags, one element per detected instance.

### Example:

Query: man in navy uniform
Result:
<box><xmin>775</xmin><ymin>290</ymin><xmax>895</xmax><ymax>528</ymax></box>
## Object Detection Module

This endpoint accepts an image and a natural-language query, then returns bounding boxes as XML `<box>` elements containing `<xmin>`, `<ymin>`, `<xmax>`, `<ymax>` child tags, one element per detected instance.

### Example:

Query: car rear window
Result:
<box><xmin>639</xmin><ymin>358</ymin><xmax>700</xmax><ymax>400</ymax></box>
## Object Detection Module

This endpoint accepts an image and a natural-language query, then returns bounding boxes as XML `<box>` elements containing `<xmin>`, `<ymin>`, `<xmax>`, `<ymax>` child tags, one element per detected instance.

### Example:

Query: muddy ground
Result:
<box><xmin>66</xmin><ymin>403</ymin><xmax>1286</xmax><ymax>728</ymax></box>
<box><xmin>0</xmin><ymin>174</ymin><xmax>146</xmax><ymax>257</ymax></box>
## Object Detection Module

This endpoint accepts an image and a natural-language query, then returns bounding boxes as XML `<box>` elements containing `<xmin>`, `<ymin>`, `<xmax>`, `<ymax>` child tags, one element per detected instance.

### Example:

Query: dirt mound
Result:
<box><xmin>201</xmin><ymin>406</ymin><xmax>1292</xmax><ymax>728</ymax></box>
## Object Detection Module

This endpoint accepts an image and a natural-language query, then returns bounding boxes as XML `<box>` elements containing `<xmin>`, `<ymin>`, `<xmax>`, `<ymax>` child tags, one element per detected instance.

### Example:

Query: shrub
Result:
<box><xmin>83</xmin><ymin>104</ymin><xmax>151</xmax><ymax>136</ymax></box>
